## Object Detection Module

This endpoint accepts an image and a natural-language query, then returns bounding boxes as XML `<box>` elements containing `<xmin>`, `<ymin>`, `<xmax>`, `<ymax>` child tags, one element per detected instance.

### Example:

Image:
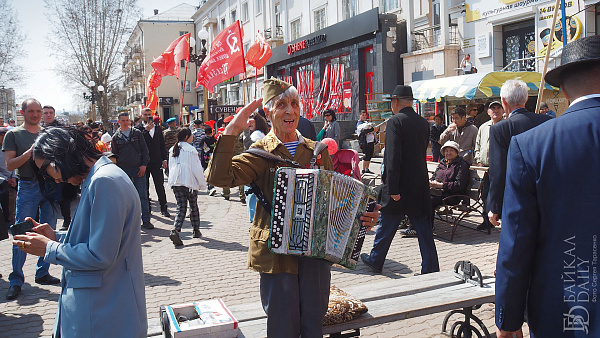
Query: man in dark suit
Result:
<box><xmin>361</xmin><ymin>85</ymin><xmax>439</xmax><ymax>274</ymax></box>
<box><xmin>486</xmin><ymin>79</ymin><xmax>550</xmax><ymax>226</ymax></box>
<box><xmin>495</xmin><ymin>35</ymin><xmax>600</xmax><ymax>337</ymax></box>
<box><xmin>135</xmin><ymin>108</ymin><xmax>170</xmax><ymax>217</ymax></box>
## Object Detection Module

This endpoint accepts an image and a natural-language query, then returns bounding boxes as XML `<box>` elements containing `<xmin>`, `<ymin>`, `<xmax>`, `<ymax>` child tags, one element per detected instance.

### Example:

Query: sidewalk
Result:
<box><xmin>0</xmin><ymin>160</ymin><xmax>526</xmax><ymax>337</ymax></box>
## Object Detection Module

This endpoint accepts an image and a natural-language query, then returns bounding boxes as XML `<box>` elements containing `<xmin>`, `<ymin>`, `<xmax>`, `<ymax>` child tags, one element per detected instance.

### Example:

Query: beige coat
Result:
<box><xmin>206</xmin><ymin>131</ymin><xmax>334</xmax><ymax>274</ymax></box>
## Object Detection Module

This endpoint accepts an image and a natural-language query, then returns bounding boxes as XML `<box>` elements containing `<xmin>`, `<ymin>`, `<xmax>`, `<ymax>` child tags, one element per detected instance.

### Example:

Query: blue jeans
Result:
<box><xmin>244</xmin><ymin>185</ymin><xmax>256</xmax><ymax>223</ymax></box>
<box><xmin>9</xmin><ymin>180</ymin><xmax>57</xmax><ymax>286</ymax></box>
<box><xmin>368</xmin><ymin>212</ymin><xmax>439</xmax><ymax>274</ymax></box>
<box><xmin>121</xmin><ymin>167</ymin><xmax>150</xmax><ymax>222</ymax></box>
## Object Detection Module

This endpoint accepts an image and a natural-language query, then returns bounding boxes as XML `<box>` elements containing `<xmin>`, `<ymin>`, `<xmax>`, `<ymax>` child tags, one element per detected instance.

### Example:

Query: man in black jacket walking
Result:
<box><xmin>112</xmin><ymin>112</ymin><xmax>153</xmax><ymax>229</ymax></box>
<box><xmin>135</xmin><ymin>108</ymin><xmax>170</xmax><ymax>217</ymax></box>
<box><xmin>361</xmin><ymin>85</ymin><xmax>439</xmax><ymax>274</ymax></box>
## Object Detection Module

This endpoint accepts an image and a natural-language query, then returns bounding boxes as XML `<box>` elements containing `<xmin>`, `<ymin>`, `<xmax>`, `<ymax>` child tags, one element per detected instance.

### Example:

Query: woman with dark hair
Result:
<box><xmin>321</xmin><ymin>109</ymin><xmax>340</xmax><ymax>145</ymax></box>
<box><xmin>249</xmin><ymin>113</ymin><xmax>270</xmax><ymax>141</ymax></box>
<box><xmin>167</xmin><ymin>128</ymin><xmax>207</xmax><ymax>247</ymax></box>
<box><xmin>13</xmin><ymin>127</ymin><xmax>147</xmax><ymax>337</ymax></box>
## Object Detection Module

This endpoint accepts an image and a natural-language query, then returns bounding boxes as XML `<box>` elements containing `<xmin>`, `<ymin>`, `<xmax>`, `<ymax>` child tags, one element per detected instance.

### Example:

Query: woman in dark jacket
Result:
<box><xmin>429</xmin><ymin>140</ymin><xmax>470</xmax><ymax>227</ymax></box>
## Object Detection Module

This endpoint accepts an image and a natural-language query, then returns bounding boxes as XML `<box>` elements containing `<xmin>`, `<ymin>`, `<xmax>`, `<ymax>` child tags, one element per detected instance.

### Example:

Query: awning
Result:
<box><xmin>410</xmin><ymin>71</ymin><xmax>559</xmax><ymax>102</ymax></box>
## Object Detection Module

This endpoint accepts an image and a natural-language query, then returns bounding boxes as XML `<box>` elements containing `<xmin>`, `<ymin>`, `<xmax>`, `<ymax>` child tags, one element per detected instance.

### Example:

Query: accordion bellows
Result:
<box><xmin>269</xmin><ymin>168</ymin><xmax>376</xmax><ymax>269</ymax></box>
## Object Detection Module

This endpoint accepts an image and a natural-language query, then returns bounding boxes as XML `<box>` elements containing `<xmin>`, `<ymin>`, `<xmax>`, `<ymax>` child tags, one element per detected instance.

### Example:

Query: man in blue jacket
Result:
<box><xmin>495</xmin><ymin>35</ymin><xmax>600</xmax><ymax>337</ymax></box>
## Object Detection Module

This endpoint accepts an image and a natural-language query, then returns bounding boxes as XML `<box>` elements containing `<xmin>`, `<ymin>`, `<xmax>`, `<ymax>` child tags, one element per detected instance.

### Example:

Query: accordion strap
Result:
<box><xmin>243</xmin><ymin>142</ymin><xmax>329</xmax><ymax>213</ymax></box>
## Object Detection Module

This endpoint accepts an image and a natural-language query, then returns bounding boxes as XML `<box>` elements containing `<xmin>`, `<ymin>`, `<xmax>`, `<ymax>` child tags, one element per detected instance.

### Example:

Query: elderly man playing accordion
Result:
<box><xmin>206</xmin><ymin>78</ymin><xmax>380</xmax><ymax>337</ymax></box>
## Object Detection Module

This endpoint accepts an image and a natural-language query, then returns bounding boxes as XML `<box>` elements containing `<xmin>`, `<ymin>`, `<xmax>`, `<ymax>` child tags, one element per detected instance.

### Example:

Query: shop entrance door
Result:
<box><xmin>503</xmin><ymin>20</ymin><xmax>535</xmax><ymax>71</ymax></box>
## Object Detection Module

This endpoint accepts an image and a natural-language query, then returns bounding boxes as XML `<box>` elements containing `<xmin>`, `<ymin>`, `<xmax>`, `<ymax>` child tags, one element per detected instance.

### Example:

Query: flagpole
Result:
<box><xmin>535</xmin><ymin>0</ymin><xmax>562</xmax><ymax>115</ymax></box>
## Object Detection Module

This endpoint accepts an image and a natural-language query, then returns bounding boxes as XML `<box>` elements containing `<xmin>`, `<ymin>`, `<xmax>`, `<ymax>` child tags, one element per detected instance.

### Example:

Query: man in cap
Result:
<box><xmin>486</xmin><ymin>80</ymin><xmax>551</xmax><ymax>226</ymax></box>
<box><xmin>206</xmin><ymin>78</ymin><xmax>380</xmax><ymax>337</ymax></box>
<box><xmin>473</xmin><ymin>101</ymin><xmax>503</xmax><ymax>231</ymax></box>
<box><xmin>495</xmin><ymin>35</ymin><xmax>600</xmax><ymax>337</ymax></box>
<box><xmin>361</xmin><ymin>85</ymin><xmax>439</xmax><ymax>275</ymax></box>
<box><xmin>163</xmin><ymin>117</ymin><xmax>178</xmax><ymax>152</ymax></box>
<box><xmin>135</xmin><ymin>109</ymin><xmax>170</xmax><ymax>217</ymax></box>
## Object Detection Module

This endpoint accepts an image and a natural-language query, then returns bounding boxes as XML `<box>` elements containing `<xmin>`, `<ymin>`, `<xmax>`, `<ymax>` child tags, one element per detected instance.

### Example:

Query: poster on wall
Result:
<box><xmin>536</xmin><ymin>2</ymin><xmax>584</xmax><ymax>57</ymax></box>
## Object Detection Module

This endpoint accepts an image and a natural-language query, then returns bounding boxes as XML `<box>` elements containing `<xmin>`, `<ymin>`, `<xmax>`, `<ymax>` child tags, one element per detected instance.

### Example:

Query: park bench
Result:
<box><xmin>226</xmin><ymin>261</ymin><xmax>495</xmax><ymax>337</ymax></box>
<box><xmin>427</xmin><ymin>161</ymin><xmax>489</xmax><ymax>241</ymax></box>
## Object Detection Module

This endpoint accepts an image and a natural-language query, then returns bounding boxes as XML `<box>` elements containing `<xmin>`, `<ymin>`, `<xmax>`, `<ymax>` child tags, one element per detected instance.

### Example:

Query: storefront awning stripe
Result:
<box><xmin>410</xmin><ymin>71</ymin><xmax>560</xmax><ymax>101</ymax></box>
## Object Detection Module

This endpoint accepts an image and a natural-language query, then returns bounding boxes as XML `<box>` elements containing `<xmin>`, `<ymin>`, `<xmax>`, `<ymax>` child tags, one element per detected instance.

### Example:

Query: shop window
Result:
<box><xmin>179</xmin><ymin>31</ymin><xmax>189</xmax><ymax>36</ymax></box>
<box><xmin>294</xmin><ymin>63</ymin><xmax>314</xmax><ymax>118</ymax></box>
<box><xmin>221</xmin><ymin>17</ymin><xmax>226</xmax><ymax>31</ymax></box>
<box><xmin>275</xmin><ymin>3</ymin><xmax>281</xmax><ymax>27</ymax></box>
<box><xmin>364</xmin><ymin>47</ymin><xmax>374</xmax><ymax>101</ymax></box>
<box><xmin>181</xmin><ymin>80</ymin><xmax>191</xmax><ymax>93</ymax></box>
<box><xmin>314</xmin><ymin>8</ymin><xmax>326</xmax><ymax>31</ymax></box>
<box><xmin>231</xmin><ymin>9</ymin><xmax>237</xmax><ymax>23</ymax></box>
<box><xmin>380</xmin><ymin>0</ymin><xmax>398</xmax><ymax>12</ymax></box>
<box><xmin>342</xmin><ymin>0</ymin><xmax>356</xmax><ymax>20</ymax></box>
<box><xmin>315</xmin><ymin>54</ymin><xmax>351</xmax><ymax>115</ymax></box>
<box><xmin>242</xmin><ymin>2</ymin><xmax>249</xmax><ymax>22</ymax></box>
<box><xmin>503</xmin><ymin>20</ymin><xmax>535</xmax><ymax>71</ymax></box>
<box><xmin>256</xmin><ymin>0</ymin><xmax>262</xmax><ymax>14</ymax></box>
<box><xmin>290</xmin><ymin>19</ymin><xmax>301</xmax><ymax>41</ymax></box>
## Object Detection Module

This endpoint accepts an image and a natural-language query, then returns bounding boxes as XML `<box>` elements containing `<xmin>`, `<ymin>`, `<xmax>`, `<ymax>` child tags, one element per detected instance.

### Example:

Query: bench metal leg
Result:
<box><xmin>441</xmin><ymin>306</ymin><xmax>491</xmax><ymax>338</ymax></box>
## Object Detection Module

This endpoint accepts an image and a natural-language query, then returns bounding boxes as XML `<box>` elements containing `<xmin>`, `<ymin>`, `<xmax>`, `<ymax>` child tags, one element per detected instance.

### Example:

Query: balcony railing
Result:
<box><xmin>411</xmin><ymin>24</ymin><xmax>459</xmax><ymax>52</ymax></box>
<box><xmin>264</xmin><ymin>26</ymin><xmax>284</xmax><ymax>40</ymax></box>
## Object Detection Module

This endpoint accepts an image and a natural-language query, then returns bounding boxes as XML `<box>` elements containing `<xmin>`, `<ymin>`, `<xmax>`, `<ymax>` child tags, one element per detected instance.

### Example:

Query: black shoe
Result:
<box><xmin>59</xmin><ymin>225</ymin><xmax>69</xmax><ymax>231</ymax></box>
<box><xmin>6</xmin><ymin>285</ymin><xmax>21</xmax><ymax>300</ymax></box>
<box><xmin>141</xmin><ymin>221</ymin><xmax>154</xmax><ymax>229</ymax></box>
<box><xmin>193</xmin><ymin>229</ymin><xmax>202</xmax><ymax>238</ymax></box>
<box><xmin>241</xmin><ymin>199</ymin><xmax>247</xmax><ymax>205</ymax></box>
<box><xmin>35</xmin><ymin>274</ymin><xmax>60</xmax><ymax>285</ymax></box>
<box><xmin>170</xmin><ymin>230</ymin><xmax>184</xmax><ymax>246</ymax></box>
<box><xmin>360</xmin><ymin>253</ymin><xmax>382</xmax><ymax>273</ymax></box>
<box><xmin>160</xmin><ymin>207</ymin><xmax>171</xmax><ymax>218</ymax></box>
<box><xmin>224</xmin><ymin>196</ymin><xmax>230</xmax><ymax>201</ymax></box>
<box><xmin>476</xmin><ymin>222</ymin><xmax>491</xmax><ymax>231</ymax></box>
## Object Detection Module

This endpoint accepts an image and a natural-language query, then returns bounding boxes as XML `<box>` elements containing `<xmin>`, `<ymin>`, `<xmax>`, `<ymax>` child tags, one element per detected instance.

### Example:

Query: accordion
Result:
<box><xmin>269</xmin><ymin>168</ymin><xmax>377</xmax><ymax>270</ymax></box>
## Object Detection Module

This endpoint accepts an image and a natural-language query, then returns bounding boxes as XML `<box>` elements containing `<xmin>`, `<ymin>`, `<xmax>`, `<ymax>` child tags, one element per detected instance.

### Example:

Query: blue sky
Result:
<box><xmin>12</xmin><ymin>0</ymin><xmax>194</xmax><ymax>113</ymax></box>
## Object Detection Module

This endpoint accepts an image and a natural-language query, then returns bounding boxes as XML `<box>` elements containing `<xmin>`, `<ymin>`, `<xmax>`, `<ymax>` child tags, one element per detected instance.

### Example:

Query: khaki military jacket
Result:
<box><xmin>206</xmin><ymin>131</ymin><xmax>333</xmax><ymax>274</ymax></box>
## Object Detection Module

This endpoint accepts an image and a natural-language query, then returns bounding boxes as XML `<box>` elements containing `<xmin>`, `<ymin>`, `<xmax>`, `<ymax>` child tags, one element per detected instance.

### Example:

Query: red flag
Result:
<box><xmin>245</xmin><ymin>33</ymin><xmax>272</xmax><ymax>68</ymax></box>
<box><xmin>145</xmin><ymin>70</ymin><xmax>162</xmax><ymax>111</ymax></box>
<box><xmin>151</xmin><ymin>33</ymin><xmax>191</xmax><ymax>77</ymax></box>
<box><xmin>196</xmin><ymin>21</ymin><xmax>246</xmax><ymax>93</ymax></box>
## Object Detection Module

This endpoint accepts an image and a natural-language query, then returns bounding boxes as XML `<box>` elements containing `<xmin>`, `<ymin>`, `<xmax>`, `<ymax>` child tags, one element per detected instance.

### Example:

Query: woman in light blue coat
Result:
<box><xmin>13</xmin><ymin>127</ymin><xmax>147</xmax><ymax>338</ymax></box>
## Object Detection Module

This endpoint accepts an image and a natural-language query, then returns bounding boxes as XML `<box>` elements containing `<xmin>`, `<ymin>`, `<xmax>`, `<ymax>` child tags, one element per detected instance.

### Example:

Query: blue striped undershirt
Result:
<box><xmin>283</xmin><ymin>141</ymin><xmax>299</xmax><ymax>157</ymax></box>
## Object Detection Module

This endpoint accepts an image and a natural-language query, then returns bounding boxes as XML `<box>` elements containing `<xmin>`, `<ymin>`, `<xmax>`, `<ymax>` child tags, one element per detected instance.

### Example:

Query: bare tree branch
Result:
<box><xmin>44</xmin><ymin>0</ymin><xmax>139</xmax><ymax>125</ymax></box>
<box><xmin>0</xmin><ymin>0</ymin><xmax>26</xmax><ymax>86</ymax></box>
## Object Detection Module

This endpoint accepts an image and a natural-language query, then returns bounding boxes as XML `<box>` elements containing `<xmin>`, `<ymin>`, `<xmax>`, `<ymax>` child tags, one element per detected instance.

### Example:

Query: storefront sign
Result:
<box><xmin>159</xmin><ymin>97</ymin><xmax>173</xmax><ymax>105</ymax></box>
<box><xmin>466</xmin><ymin>0</ymin><xmax>561</xmax><ymax>22</ymax></box>
<box><xmin>210</xmin><ymin>105</ymin><xmax>243</xmax><ymax>114</ymax></box>
<box><xmin>287</xmin><ymin>34</ymin><xmax>327</xmax><ymax>55</ymax></box>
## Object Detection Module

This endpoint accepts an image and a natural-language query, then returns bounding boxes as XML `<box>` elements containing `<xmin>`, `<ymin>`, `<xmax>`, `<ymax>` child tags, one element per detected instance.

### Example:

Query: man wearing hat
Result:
<box><xmin>361</xmin><ymin>85</ymin><xmax>439</xmax><ymax>275</ymax></box>
<box><xmin>495</xmin><ymin>35</ymin><xmax>600</xmax><ymax>337</ymax></box>
<box><xmin>163</xmin><ymin>117</ymin><xmax>178</xmax><ymax>152</ymax></box>
<box><xmin>473</xmin><ymin>101</ymin><xmax>503</xmax><ymax>231</ymax></box>
<box><xmin>486</xmin><ymin>79</ymin><xmax>551</xmax><ymax>227</ymax></box>
<box><xmin>206</xmin><ymin>78</ymin><xmax>380</xmax><ymax>337</ymax></box>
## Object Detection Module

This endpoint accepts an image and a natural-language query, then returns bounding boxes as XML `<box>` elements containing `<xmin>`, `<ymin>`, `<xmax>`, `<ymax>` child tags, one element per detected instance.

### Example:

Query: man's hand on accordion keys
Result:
<box><xmin>360</xmin><ymin>203</ymin><xmax>381</xmax><ymax>231</ymax></box>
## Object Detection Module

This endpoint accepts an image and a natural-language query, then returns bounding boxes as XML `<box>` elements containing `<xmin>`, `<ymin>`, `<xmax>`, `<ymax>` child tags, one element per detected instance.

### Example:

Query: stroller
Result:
<box><xmin>332</xmin><ymin>149</ymin><xmax>362</xmax><ymax>182</ymax></box>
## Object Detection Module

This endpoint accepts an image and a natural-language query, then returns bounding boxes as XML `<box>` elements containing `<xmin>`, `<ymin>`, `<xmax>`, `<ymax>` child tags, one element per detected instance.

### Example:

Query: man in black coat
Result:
<box><xmin>135</xmin><ymin>108</ymin><xmax>170</xmax><ymax>217</ymax></box>
<box><xmin>361</xmin><ymin>85</ymin><xmax>439</xmax><ymax>274</ymax></box>
<box><xmin>487</xmin><ymin>80</ymin><xmax>550</xmax><ymax>226</ymax></box>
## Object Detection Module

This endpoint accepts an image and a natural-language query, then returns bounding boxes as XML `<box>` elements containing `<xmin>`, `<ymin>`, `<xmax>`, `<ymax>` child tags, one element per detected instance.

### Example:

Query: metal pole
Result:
<box><xmin>561</xmin><ymin>0</ymin><xmax>567</xmax><ymax>47</ymax></box>
<box><xmin>535</xmin><ymin>0</ymin><xmax>562</xmax><ymax>115</ymax></box>
<box><xmin>92</xmin><ymin>94</ymin><xmax>96</xmax><ymax>122</ymax></box>
<box><xmin>203</xmin><ymin>87</ymin><xmax>209</xmax><ymax>122</ymax></box>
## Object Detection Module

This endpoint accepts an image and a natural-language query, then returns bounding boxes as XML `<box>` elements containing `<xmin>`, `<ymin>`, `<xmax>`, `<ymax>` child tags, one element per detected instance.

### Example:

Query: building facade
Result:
<box><xmin>122</xmin><ymin>4</ymin><xmax>198</xmax><ymax>121</ymax></box>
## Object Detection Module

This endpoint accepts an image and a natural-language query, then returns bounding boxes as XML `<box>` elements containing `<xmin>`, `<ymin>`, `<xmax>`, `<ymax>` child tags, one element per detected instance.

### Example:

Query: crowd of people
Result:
<box><xmin>3</xmin><ymin>35</ymin><xmax>599</xmax><ymax>338</ymax></box>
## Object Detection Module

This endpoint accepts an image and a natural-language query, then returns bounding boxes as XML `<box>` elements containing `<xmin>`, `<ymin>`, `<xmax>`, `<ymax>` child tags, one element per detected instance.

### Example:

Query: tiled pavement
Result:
<box><xmin>0</xmin><ymin>160</ymin><xmax>531</xmax><ymax>337</ymax></box>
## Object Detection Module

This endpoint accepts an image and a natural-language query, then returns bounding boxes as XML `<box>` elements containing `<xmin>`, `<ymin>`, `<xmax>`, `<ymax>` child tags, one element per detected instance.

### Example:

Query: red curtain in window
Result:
<box><xmin>314</xmin><ymin>63</ymin><xmax>344</xmax><ymax>116</ymax></box>
<box><xmin>295</xmin><ymin>67</ymin><xmax>313</xmax><ymax>119</ymax></box>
